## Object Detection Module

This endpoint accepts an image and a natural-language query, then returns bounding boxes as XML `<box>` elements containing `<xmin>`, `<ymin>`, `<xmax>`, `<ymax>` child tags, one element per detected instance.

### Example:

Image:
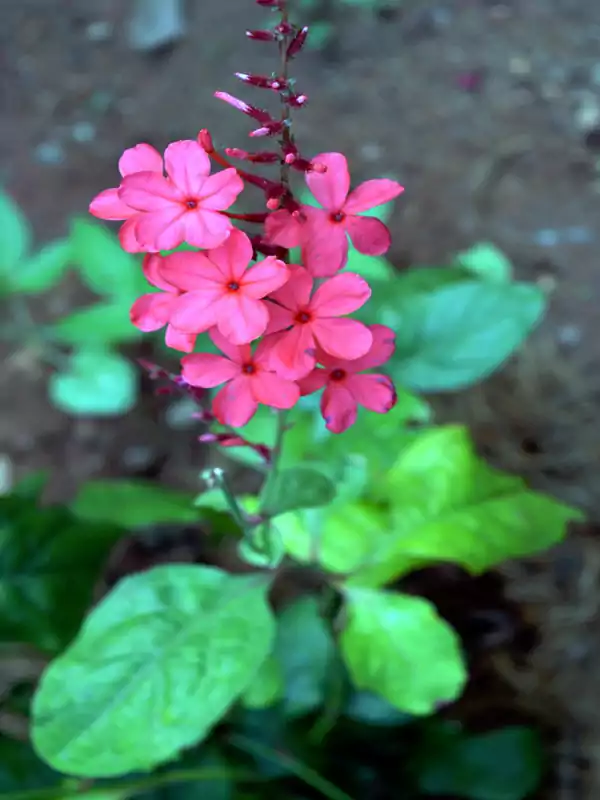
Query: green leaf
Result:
<box><xmin>32</xmin><ymin>565</ymin><xmax>275</xmax><ymax>777</ymax></box>
<box><xmin>72</xmin><ymin>479</ymin><xmax>199</xmax><ymax>527</ymax></box>
<box><xmin>52</xmin><ymin>302</ymin><xmax>141</xmax><ymax>346</ymax></box>
<box><xmin>49</xmin><ymin>348</ymin><xmax>138</xmax><ymax>416</ymax></box>
<box><xmin>0</xmin><ymin>736</ymin><xmax>62</xmax><ymax>792</ymax></box>
<box><xmin>70</xmin><ymin>218</ymin><xmax>146</xmax><ymax>300</ymax></box>
<box><xmin>262</xmin><ymin>466</ymin><xmax>336</xmax><ymax>517</ymax></box>
<box><xmin>342</xmin><ymin>250</ymin><xmax>394</xmax><ymax>281</ymax></box>
<box><xmin>0</xmin><ymin>492</ymin><xmax>124</xmax><ymax>652</ymax></box>
<box><xmin>417</xmin><ymin>724</ymin><xmax>544</xmax><ymax>800</ymax></box>
<box><xmin>454</xmin><ymin>242</ymin><xmax>513</xmax><ymax>284</ymax></box>
<box><xmin>348</xmin><ymin>426</ymin><xmax>582</xmax><ymax>588</ymax></box>
<box><xmin>9</xmin><ymin>239</ymin><xmax>72</xmax><ymax>294</ymax></box>
<box><xmin>390</xmin><ymin>281</ymin><xmax>546</xmax><ymax>391</ymax></box>
<box><xmin>242</xmin><ymin>655</ymin><xmax>284</xmax><ymax>709</ymax></box>
<box><xmin>274</xmin><ymin>597</ymin><xmax>336</xmax><ymax>718</ymax></box>
<box><xmin>0</xmin><ymin>191</ymin><xmax>31</xmax><ymax>273</ymax></box>
<box><xmin>340</xmin><ymin>589</ymin><xmax>467</xmax><ymax>715</ymax></box>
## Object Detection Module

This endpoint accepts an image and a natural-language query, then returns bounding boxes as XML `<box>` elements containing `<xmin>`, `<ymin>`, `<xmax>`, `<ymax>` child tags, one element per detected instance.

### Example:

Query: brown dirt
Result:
<box><xmin>3</xmin><ymin>0</ymin><xmax>600</xmax><ymax>796</ymax></box>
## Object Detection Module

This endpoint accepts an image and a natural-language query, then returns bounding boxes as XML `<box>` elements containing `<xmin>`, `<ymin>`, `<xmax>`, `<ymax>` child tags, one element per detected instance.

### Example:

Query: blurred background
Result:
<box><xmin>3</xmin><ymin>0</ymin><xmax>600</xmax><ymax>796</ymax></box>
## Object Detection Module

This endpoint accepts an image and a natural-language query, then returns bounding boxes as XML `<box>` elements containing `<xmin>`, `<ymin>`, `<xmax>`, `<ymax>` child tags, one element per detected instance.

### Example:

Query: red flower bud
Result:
<box><xmin>286</xmin><ymin>93</ymin><xmax>308</xmax><ymax>108</ymax></box>
<box><xmin>287</xmin><ymin>26</ymin><xmax>309</xmax><ymax>58</ymax></box>
<box><xmin>225</xmin><ymin>147</ymin><xmax>280</xmax><ymax>163</ymax></box>
<box><xmin>214</xmin><ymin>91</ymin><xmax>272</xmax><ymax>123</ymax></box>
<box><xmin>235</xmin><ymin>72</ymin><xmax>288</xmax><ymax>91</ymax></box>
<box><xmin>274</xmin><ymin>21</ymin><xmax>294</xmax><ymax>35</ymax></box>
<box><xmin>197</xmin><ymin>129</ymin><xmax>214</xmax><ymax>152</ymax></box>
<box><xmin>256</xmin><ymin>0</ymin><xmax>280</xmax><ymax>6</ymax></box>
<box><xmin>248</xmin><ymin>120</ymin><xmax>285</xmax><ymax>137</ymax></box>
<box><xmin>246</xmin><ymin>29</ymin><xmax>277</xmax><ymax>41</ymax></box>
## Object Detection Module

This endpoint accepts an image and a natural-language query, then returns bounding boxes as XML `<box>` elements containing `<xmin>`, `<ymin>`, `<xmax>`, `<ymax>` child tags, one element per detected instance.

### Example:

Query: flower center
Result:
<box><xmin>295</xmin><ymin>310</ymin><xmax>312</xmax><ymax>324</ymax></box>
<box><xmin>330</xmin><ymin>211</ymin><xmax>345</xmax><ymax>223</ymax></box>
<box><xmin>242</xmin><ymin>362</ymin><xmax>256</xmax><ymax>375</ymax></box>
<box><xmin>330</xmin><ymin>368</ymin><xmax>346</xmax><ymax>381</ymax></box>
<box><xmin>185</xmin><ymin>199</ymin><xmax>198</xmax><ymax>210</ymax></box>
<box><xmin>227</xmin><ymin>281</ymin><xmax>240</xmax><ymax>291</ymax></box>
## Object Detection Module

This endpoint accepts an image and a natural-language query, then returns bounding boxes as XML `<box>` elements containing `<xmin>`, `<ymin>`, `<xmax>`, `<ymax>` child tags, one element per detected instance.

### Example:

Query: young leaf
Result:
<box><xmin>339</xmin><ymin>588</ymin><xmax>466</xmax><ymax>715</ymax></box>
<box><xmin>417</xmin><ymin>724</ymin><xmax>544</xmax><ymax>800</ymax></box>
<box><xmin>262</xmin><ymin>466</ymin><xmax>336</xmax><ymax>517</ymax></box>
<box><xmin>72</xmin><ymin>479</ymin><xmax>199</xmax><ymax>527</ymax></box>
<box><xmin>0</xmin><ymin>191</ymin><xmax>31</xmax><ymax>273</ymax></box>
<box><xmin>0</xmin><ymin>493</ymin><xmax>124</xmax><ymax>652</ymax></box>
<box><xmin>242</xmin><ymin>655</ymin><xmax>284</xmax><ymax>710</ymax></box>
<box><xmin>52</xmin><ymin>301</ymin><xmax>141</xmax><ymax>346</ymax></box>
<box><xmin>454</xmin><ymin>242</ymin><xmax>513</xmax><ymax>284</ymax></box>
<box><xmin>348</xmin><ymin>426</ymin><xmax>582</xmax><ymax>588</ymax></box>
<box><xmin>9</xmin><ymin>239</ymin><xmax>72</xmax><ymax>294</ymax></box>
<box><xmin>49</xmin><ymin>348</ymin><xmax>138</xmax><ymax>416</ymax></box>
<box><xmin>274</xmin><ymin>597</ymin><xmax>335</xmax><ymax>718</ymax></box>
<box><xmin>70</xmin><ymin>218</ymin><xmax>146</xmax><ymax>300</ymax></box>
<box><xmin>32</xmin><ymin>565</ymin><xmax>275</xmax><ymax>777</ymax></box>
<box><xmin>390</xmin><ymin>280</ymin><xmax>545</xmax><ymax>391</ymax></box>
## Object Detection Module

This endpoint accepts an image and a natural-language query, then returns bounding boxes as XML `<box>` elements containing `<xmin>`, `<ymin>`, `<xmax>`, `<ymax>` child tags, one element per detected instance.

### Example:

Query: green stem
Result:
<box><xmin>230</xmin><ymin>733</ymin><xmax>355</xmax><ymax>800</ymax></box>
<box><xmin>202</xmin><ymin>467</ymin><xmax>251</xmax><ymax>537</ymax></box>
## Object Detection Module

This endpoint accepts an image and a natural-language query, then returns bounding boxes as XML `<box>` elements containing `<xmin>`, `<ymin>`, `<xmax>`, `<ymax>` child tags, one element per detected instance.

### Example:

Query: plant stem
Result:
<box><xmin>202</xmin><ymin>467</ymin><xmax>251</xmax><ymax>536</ymax></box>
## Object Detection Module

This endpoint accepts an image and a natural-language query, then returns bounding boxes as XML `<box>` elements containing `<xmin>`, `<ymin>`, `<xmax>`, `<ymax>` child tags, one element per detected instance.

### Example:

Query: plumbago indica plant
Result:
<box><xmin>17</xmin><ymin>0</ymin><xmax>581</xmax><ymax>796</ymax></box>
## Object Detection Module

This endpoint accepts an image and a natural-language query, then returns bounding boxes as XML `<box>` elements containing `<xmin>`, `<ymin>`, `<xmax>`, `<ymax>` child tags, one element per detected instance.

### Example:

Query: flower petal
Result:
<box><xmin>242</xmin><ymin>257</ymin><xmax>289</xmax><ymax>299</ymax></box>
<box><xmin>89</xmin><ymin>188</ymin><xmax>133</xmax><ymax>220</ymax></box>
<box><xmin>130</xmin><ymin>293</ymin><xmax>174</xmax><ymax>332</ymax></box>
<box><xmin>252</xmin><ymin>371</ymin><xmax>300</xmax><ymax>409</ymax></box>
<box><xmin>119</xmin><ymin>217</ymin><xmax>146</xmax><ymax>253</ymax></box>
<box><xmin>345</xmin><ymin>215</ymin><xmax>391</xmax><ymax>256</ymax></box>
<box><xmin>181</xmin><ymin>353</ymin><xmax>240</xmax><ymax>388</ymax></box>
<box><xmin>118</xmin><ymin>143</ymin><xmax>163</xmax><ymax>177</ymax></box>
<box><xmin>209</xmin><ymin>327</ymin><xmax>249</xmax><ymax>363</ymax></box>
<box><xmin>159</xmin><ymin>250</ymin><xmax>221</xmax><ymax>291</ymax></box>
<box><xmin>265</xmin><ymin>209</ymin><xmax>304</xmax><ymax>247</ymax></box>
<box><xmin>164</xmin><ymin>140</ymin><xmax>211</xmax><ymax>195</ymax></box>
<box><xmin>338</xmin><ymin>324</ymin><xmax>396</xmax><ymax>372</ymax></box>
<box><xmin>269</xmin><ymin>324</ymin><xmax>316</xmax><ymax>379</ymax></box>
<box><xmin>165</xmin><ymin>325</ymin><xmax>196</xmax><ymax>353</ymax></box>
<box><xmin>198</xmin><ymin>168</ymin><xmax>245</xmax><ymax>211</ymax></box>
<box><xmin>321</xmin><ymin>384</ymin><xmax>357</xmax><ymax>434</ymax></box>
<box><xmin>306</xmin><ymin>152</ymin><xmax>350</xmax><ymax>211</ymax></box>
<box><xmin>208</xmin><ymin>228</ymin><xmax>253</xmax><ymax>281</ymax></box>
<box><xmin>169</xmin><ymin>292</ymin><xmax>220</xmax><ymax>333</ymax></box>
<box><xmin>216</xmin><ymin>294</ymin><xmax>269</xmax><ymax>345</ymax></box>
<box><xmin>212</xmin><ymin>377</ymin><xmax>258</xmax><ymax>427</ymax></box>
<box><xmin>268</xmin><ymin>266</ymin><xmax>313</xmax><ymax>311</ymax></box>
<box><xmin>182</xmin><ymin>209</ymin><xmax>233</xmax><ymax>250</ymax></box>
<box><xmin>297</xmin><ymin>367</ymin><xmax>328</xmax><ymax>396</ymax></box>
<box><xmin>143</xmin><ymin>253</ymin><xmax>176</xmax><ymax>292</ymax></box>
<box><xmin>343</xmin><ymin>179</ymin><xmax>404</xmax><ymax>215</ymax></box>
<box><xmin>346</xmin><ymin>373</ymin><xmax>397</xmax><ymax>413</ymax></box>
<box><xmin>301</xmin><ymin>207</ymin><xmax>349</xmax><ymax>276</ymax></box>
<box><xmin>310</xmin><ymin>272</ymin><xmax>371</xmax><ymax>317</ymax></box>
<box><xmin>119</xmin><ymin>172</ymin><xmax>182</xmax><ymax>211</ymax></box>
<box><xmin>312</xmin><ymin>318</ymin><xmax>373</xmax><ymax>361</ymax></box>
<box><xmin>264</xmin><ymin>302</ymin><xmax>294</xmax><ymax>335</ymax></box>
<box><xmin>134</xmin><ymin>206</ymin><xmax>188</xmax><ymax>252</ymax></box>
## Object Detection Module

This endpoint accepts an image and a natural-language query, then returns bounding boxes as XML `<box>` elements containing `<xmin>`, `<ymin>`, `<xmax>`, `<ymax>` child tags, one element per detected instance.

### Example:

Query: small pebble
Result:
<box><xmin>360</xmin><ymin>142</ymin><xmax>383</xmax><ymax>162</ymax></box>
<box><xmin>509</xmin><ymin>56</ymin><xmax>531</xmax><ymax>76</ymax></box>
<box><xmin>33</xmin><ymin>141</ymin><xmax>65</xmax><ymax>165</ymax></box>
<box><xmin>557</xmin><ymin>325</ymin><xmax>582</xmax><ymax>347</ymax></box>
<box><xmin>533</xmin><ymin>229</ymin><xmax>560</xmax><ymax>247</ymax></box>
<box><xmin>71</xmin><ymin>121</ymin><xmax>96</xmax><ymax>143</ymax></box>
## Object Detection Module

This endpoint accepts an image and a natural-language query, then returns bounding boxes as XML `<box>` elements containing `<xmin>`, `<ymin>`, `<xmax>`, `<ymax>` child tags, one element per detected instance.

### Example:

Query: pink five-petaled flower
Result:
<box><xmin>182</xmin><ymin>328</ymin><xmax>300</xmax><ymax>428</ymax></box>
<box><xmin>299</xmin><ymin>324</ymin><xmax>397</xmax><ymax>433</ymax></box>
<box><xmin>90</xmin><ymin>139</ymin><xmax>244</xmax><ymax>253</ymax></box>
<box><xmin>165</xmin><ymin>229</ymin><xmax>289</xmax><ymax>345</ymax></box>
<box><xmin>265</xmin><ymin>267</ymin><xmax>373</xmax><ymax>380</ymax></box>
<box><xmin>130</xmin><ymin>254</ymin><xmax>196</xmax><ymax>353</ymax></box>
<box><xmin>265</xmin><ymin>152</ymin><xmax>404</xmax><ymax>276</ymax></box>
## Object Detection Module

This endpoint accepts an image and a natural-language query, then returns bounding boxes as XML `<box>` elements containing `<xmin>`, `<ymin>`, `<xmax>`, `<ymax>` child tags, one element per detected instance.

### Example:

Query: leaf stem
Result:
<box><xmin>202</xmin><ymin>467</ymin><xmax>252</xmax><ymax>536</ymax></box>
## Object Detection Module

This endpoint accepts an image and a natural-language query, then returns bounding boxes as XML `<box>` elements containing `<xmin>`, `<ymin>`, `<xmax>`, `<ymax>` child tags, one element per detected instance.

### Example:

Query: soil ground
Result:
<box><xmin>2</xmin><ymin>0</ymin><xmax>600</xmax><ymax>796</ymax></box>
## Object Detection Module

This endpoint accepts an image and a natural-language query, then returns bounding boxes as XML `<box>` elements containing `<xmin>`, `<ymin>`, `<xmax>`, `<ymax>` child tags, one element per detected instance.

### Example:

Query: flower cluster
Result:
<box><xmin>89</xmin><ymin>0</ymin><xmax>402</xmax><ymax>434</ymax></box>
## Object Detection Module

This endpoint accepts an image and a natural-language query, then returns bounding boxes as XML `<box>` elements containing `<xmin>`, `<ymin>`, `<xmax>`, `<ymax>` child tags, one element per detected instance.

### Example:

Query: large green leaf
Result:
<box><xmin>70</xmin><ymin>218</ymin><xmax>146</xmax><ymax>300</ymax></box>
<box><xmin>9</xmin><ymin>239</ymin><xmax>72</xmax><ymax>294</ymax></box>
<box><xmin>417</xmin><ymin>723</ymin><xmax>544</xmax><ymax>800</ymax></box>
<box><xmin>32</xmin><ymin>565</ymin><xmax>275</xmax><ymax>777</ymax></box>
<box><xmin>389</xmin><ymin>280</ymin><xmax>545</xmax><ymax>391</ymax></box>
<box><xmin>0</xmin><ymin>493</ymin><xmax>124</xmax><ymax>652</ymax></box>
<box><xmin>72</xmin><ymin>479</ymin><xmax>199</xmax><ymax>527</ymax></box>
<box><xmin>340</xmin><ymin>589</ymin><xmax>466</xmax><ymax>715</ymax></box>
<box><xmin>49</xmin><ymin>348</ymin><xmax>138</xmax><ymax>416</ymax></box>
<box><xmin>348</xmin><ymin>426</ymin><xmax>581</xmax><ymax>588</ymax></box>
<box><xmin>261</xmin><ymin>466</ymin><xmax>336</xmax><ymax>517</ymax></box>
<box><xmin>0</xmin><ymin>191</ymin><xmax>31</xmax><ymax>275</ymax></box>
<box><xmin>52</xmin><ymin>302</ymin><xmax>141</xmax><ymax>346</ymax></box>
<box><xmin>274</xmin><ymin>597</ymin><xmax>335</xmax><ymax>717</ymax></box>
<box><xmin>241</xmin><ymin>655</ymin><xmax>284</xmax><ymax>710</ymax></box>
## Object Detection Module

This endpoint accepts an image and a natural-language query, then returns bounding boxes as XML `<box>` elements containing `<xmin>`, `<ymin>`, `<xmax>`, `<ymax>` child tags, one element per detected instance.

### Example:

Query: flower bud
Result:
<box><xmin>256</xmin><ymin>0</ymin><xmax>280</xmax><ymax>6</ymax></box>
<box><xmin>287</xmin><ymin>26</ymin><xmax>309</xmax><ymax>58</ymax></box>
<box><xmin>225</xmin><ymin>147</ymin><xmax>280</xmax><ymax>163</ymax></box>
<box><xmin>235</xmin><ymin>72</ymin><xmax>288</xmax><ymax>92</ymax></box>
<box><xmin>197</xmin><ymin>129</ymin><xmax>214</xmax><ymax>152</ymax></box>
<box><xmin>214</xmin><ymin>91</ymin><xmax>272</xmax><ymax>123</ymax></box>
<box><xmin>249</xmin><ymin>120</ymin><xmax>285</xmax><ymax>137</ymax></box>
<box><xmin>246</xmin><ymin>29</ymin><xmax>277</xmax><ymax>41</ymax></box>
<box><xmin>287</xmin><ymin>93</ymin><xmax>308</xmax><ymax>108</ymax></box>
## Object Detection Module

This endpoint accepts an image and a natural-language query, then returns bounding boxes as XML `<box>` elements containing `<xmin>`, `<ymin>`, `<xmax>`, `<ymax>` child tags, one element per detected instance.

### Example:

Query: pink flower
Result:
<box><xmin>182</xmin><ymin>328</ymin><xmax>300</xmax><ymax>428</ymax></box>
<box><xmin>299</xmin><ymin>324</ymin><xmax>397</xmax><ymax>433</ymax></box>
<box><xmin>130</xmin><ymin>254</ymin><xmax>196</xmax><ymax>352</ymax></box>
<box><xmin>265</xmin><ymin>267</ymin><xmax>373</xmax><ymax>379</ymax></box>
<box><xmin>265</xmin><ymin>152</ymin><xmax>404</xmax><ymax>276</ymax></box>
<box><xmin>90</xmin><ymin>140</ymin><xmax>244</xmax><ymax>253</ymax></box>
<box><xmin>165</xmin><ymin>229</ymin><xmax>289</xmax><ymax>345</ymax></box>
